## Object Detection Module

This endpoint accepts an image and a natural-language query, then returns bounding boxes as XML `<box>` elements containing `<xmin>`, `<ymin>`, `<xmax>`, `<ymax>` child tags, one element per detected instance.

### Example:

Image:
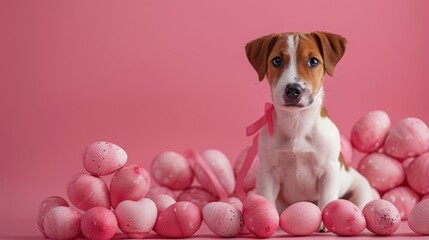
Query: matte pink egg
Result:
<box><xmin>151</xmin><ymin>151</ymin><xmax>193</xmax><ymax>190</ymax></box>
<box><xmin>154</xmin><ymin>201</ymin><xmax>202</xmax><ymax>237</ymax></box>
<box><xmin>150</xmin><ymin>194</ymin><xmax>176</xmax><ymax>213</ymax></box>
<box><xmin>82</xmin><ymin>141</ymin><xmax>127</xmax><ymax>176</ymax></box>
<box><xmin>67</xmin><ymin>173</ymin><xmax>110</xmax><ymax>211</ymax></box>
<box><xmin>243</xmin><ymin>194</ymin><xmax>279</xmax><ymax>238</ymax></box>
<box><xmin>202</xmin><ymin>202</ymin><xmax>244</xmax><ymax>237</ymax></box>
<box><xmin>351</xmin><ymin>110</ymin><xmax>390</xmax><ymax>153</ymax></box>
<box><xmin>322</xmin><ymin>199</ymin><xmax>366</xmax><ymax>236</ymax></box>
<box><xmin>43</xmin><ymin>206</ymin><xmax>82</xmax><ymax>240</ymax></box>
<box><xmin>340</xmin><ymin>135</ymin><xmax>354</xmax><ymax>164</ymax></box>
<box><xmin>234</xmin><ymin>146</ymin><xmax>260</xmax><ymax>192</ymax></box>
<box><xmin>81</xmin><ymin>207</ymin><xmax>118</xmax><ymax>240</ymax></box>
<box><xmin>37</xmin><ymin>196</ymin><xmax>69</xmax><ymax>237</ymax></box>
<box><xmin>382</xmin><ymin>186</ymin><xmax>420</xmax><ymax>220</ymax></box>
<box><xmin>194</xmin><ymin>149</ymin><xmax>236</xmax><ymax>196</ymax></box>
<box><xmin>384</xmin><ymin>117</ymin><xmax>429</xmax><ymax>159</ymax></box>
<box><xmin>357</xmin><ymin>153</ymin><xmax>405</xmax><ymax>192</ymax></box>
<box><xmin>146</xmin><ymin>185</ymin><xmax>176</xmax><ymax>200</ymax></box>
<box><xmin>362</xmin><ymin>199</ymin><xmax>400</xmax><ymax>235</ymax></box>
<box><xmin>280</xmin><ymin>202</ymin><xmax>321</xmax><ymax>236</ymax></box>
<box><xmin>177</xmin><ymin>187</ymin><xmax>217</xmax><ymax>209</ymax></box>
<box><xmin>408</xmin><ymin>199</ymin><xmax>429</xmax><ymax>235</ymax></box>
<box><xmin>115</xmin><ymin>198</ymin><xmax>157</xmax><ymax>238</ymax></box>
<box><xmin>406</xmin><ymin>152</ymin><xmax>429</xmax><ymax>194</ymax></box>
<box><xmin>110</xmin><ymin>164</ymin><xmax>151</xmax><ymax>208</ymax></box>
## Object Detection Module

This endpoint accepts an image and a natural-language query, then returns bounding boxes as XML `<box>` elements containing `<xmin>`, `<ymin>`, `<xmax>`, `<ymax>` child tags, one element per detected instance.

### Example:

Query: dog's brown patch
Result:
<box><xmin>339</xmin><ymin>152</ymin><xmax>350</xmax><ymax>171</ymax></box>
<box><xmin>320</xmin><ymin>106</ymin><xmax>329</xmax><ymax>118</ymax></box>
<box><xmin>265</xmin><ymin>33</ymin><xmax>291</xmax><ymax>87</ymax></box>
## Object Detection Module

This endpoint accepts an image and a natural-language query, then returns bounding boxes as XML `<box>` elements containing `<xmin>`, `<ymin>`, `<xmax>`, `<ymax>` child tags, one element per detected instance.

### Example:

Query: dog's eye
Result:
<box><xmin>308</xmin><ymin>57</ymin><xmax>320</xmax><ymax>68</ymax></box>
<box><xmin>272</xmin><ymin>56</ymin><xmax>283</xmax><ymax>68</ymax></box>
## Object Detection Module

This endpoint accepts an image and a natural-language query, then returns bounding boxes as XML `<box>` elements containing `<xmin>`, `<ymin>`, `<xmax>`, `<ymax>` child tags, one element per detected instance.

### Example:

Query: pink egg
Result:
<box><xmin>357</xmin><ymin>153</ymin><xmax>405</xmax><ymax>192</ymax></box>
<box><xmin>81</xmin><ymin>207</ymin><xmax>118</xmax><ymax>240</ymax></box>
<box><xmin>150</xmin><ymin>194</ymin><xmax>176</xmax><ymax>213</ymax></box>
<box><xmin>362</xmin><ymin>199</ymin><xmax>400</xmax><ymax>235</ymax></box>
<box><xmin>242</xmin><ymin>194</ymin><xmax>279</xmax><ymax>238</ymax></box>
<box><xmin>177</xmin><ymin>187</ymin><xmax>217</xmax><ymax>209</ymax></box>
<box><xmin>43</xmin><ymin>206</ymin><xmax>82</xmax><ymax>240</ymax></box>
<box><xmin>406</xmin><ymin>152</ymin><xmax>429</xmax><ymax>194</ymax></box>
<box><xmin>322</xmin><ymin>199</ymin><xmax>366</xmax><ymax>236</ymax></box>
<box><xmin>154</xmin><ymin>201</ymin><xmax>202</xmax><ymax>237</ymax></box>
<box><xmin>227</xmin><ymin>197</ymin><xmax>243</xmax><ymax>211</ymax></box>
<box><xmin>37</xmin><ymin>196</ymin><xmax>69</xmax><ymax>237</ymax></box>
<box><xmin>194</xmin><ymin>149</ymin><xmax>236</xmax><ymax>196</ymax></box>
<box><xmin>340</xmin><ymin>135</ymin><xmax>354</xmax><ymax>164</ymax></box>
<box><xmin>146</xmin><ymin>185</ymin><xmax>176</xmax><ymax>199</ymax></box>
<box><xmin>110</xmin><ymin>164</ymin><xmax>151</xmax><ymax>208</ymax></box>
<box><xmin>384</xmin><ymin>118</ymin><xmax>429</xmax><ymax>159</ymax></box>
<box><xmin>280</xmin><ymin>202</ymin><xmax>321</xmax><ymax>236</ymax></box>
<box><xmin>67</xmin><ymin>173</ymin><xmax>110</xmax><ymax>211</ymax></box>
<box><xmin>234</xmin><ymin>146</ymin><xmax>260</xmax><ymax>192</ymax></box>
<box><xmin>115</xmin><ymin>198</ymin><xmax>157</xmax><ymax>238</ymax></box>
<box><xmin>408</xmin><ymin>199</ymin><xmax>429</xmax><ymax>235</ymax></box>
<box><xmin>382</xmin><ymin>186</ymin><xmax>420</xmax><ymax>220</ymax></box>
<box><xmin>202</xmin><ymin>202</ymin><xmax>244</xmax><ymax>237</ymax></box>
<box><xmin>151</xmin><ymin>151</ymin><xmax>193</xmax><ymax>190</ymax></box>
<box><xmin>422</xmin><ymin>195</ymin><xmax>429</xmax><ymax>201</ymax></box>
<box><xmin>351</xmin><ymin>110</ymin><xmax>390</xmax><ymax>153</ymax></box>
<box><xmin>82</xmin><ymin>141</ymin><xmax>127</xmax><ymax>176</ymax></box>
<box><xmin>402</xmin><ymin>157</ymin><xmax>415</xmax><ymax>171</ymax></box>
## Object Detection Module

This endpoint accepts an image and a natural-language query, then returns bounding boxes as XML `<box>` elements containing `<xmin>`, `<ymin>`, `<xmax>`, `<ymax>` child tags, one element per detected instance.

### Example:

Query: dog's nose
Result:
<box><xmin>285</xmin><ymin>83</ymin><xmax>302</xmax><ymax>100</ymax></box>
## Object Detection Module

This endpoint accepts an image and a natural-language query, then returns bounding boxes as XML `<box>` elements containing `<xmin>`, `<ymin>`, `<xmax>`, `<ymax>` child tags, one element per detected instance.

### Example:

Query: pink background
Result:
<box><xmin>1</xmin><ymin>0</ymin><xmax>428</xmax><ymax>237</ymax></box>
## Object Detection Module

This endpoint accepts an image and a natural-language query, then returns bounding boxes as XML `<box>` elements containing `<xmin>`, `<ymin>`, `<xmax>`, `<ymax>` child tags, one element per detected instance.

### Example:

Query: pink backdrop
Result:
<box><xmin>1</xmin><ymin>0</ymin><xmax>428</xmax><ymax>226</ymax></box>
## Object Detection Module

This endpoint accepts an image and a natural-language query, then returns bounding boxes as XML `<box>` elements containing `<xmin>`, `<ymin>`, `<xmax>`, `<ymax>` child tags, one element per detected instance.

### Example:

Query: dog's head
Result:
<box><xmin>245</xmin><ymin>32</ymin><xmax>347</xmax><ymax>111</ymax></box>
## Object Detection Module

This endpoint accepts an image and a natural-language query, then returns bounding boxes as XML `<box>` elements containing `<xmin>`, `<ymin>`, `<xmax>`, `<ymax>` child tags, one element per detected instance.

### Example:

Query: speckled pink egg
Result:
<box><xmin>340</xmin><ymin>135</ymin><xmax>354</xmax><ymax>164</ymax></box>
<box><xmin>115</xmin><ymin>198</ymin><xmax>157</xmax><ymax>238</ymax></box>
<box><xmin>43</xmin><ymin>206</ymin><xmax>81</xmax><ymax>240</ymax></box>
<box><xmin>322</xmin><ymin>199</ymin><xmax>366</xmax><ymax>236</ymax></box>
<box><xmin>194</xmin><ymin>149</ymin><xmax>236</xmax><ymax>196</ymax></box>
<box><xmin>81</xmin><ymin>207</ymin><xmax>117</xmax><ymax>240</ymax></box>
<box><xmin>408</xmin><ymin>199</ymin><xmax>429</xmax><ymax>235</ymax></box>
<box><xmin>82</xmin><ymin>141</ymin><xmax>127</xmax><ymax>176</ymax></box>
<box><xmin>150</xmin><ymin>194</ymin><xmax>176</xmax><ymax>213</ymax></box>
<box><xmin>357</xmin><ymin>153</ymin><xmax>405</xmax><ymax>192</ymax></box>
<box><xmin>234</xmin><ymin>146</ymin><xmax>260</xmax><ymax>192</ymax></box>
<box><xmin>382</xmin><ymin>186</ymin><xmax>420</xmax><ymax>220</ymax></box>
<box><xmin>146</xmin><ymin>185</ymin><xmax>176</xmax><ymax>199</ymax></box>
<box><xmin>151</xmin><ymin>151</ymin><xmax>193</xmax><ymax>190</ymax></box>
<box><xmin>384</xmin><ymin>118</ymin><xmax>429</xmax><ymax>159</ymax></box>
<box><xmin>37</xmin><ymin>196</ymin><xmax>69</xmax><ymax>237</ymax></box>
<box><xmin>110</xmin><ymin>164</ymin><xmax>151</xmax><ymax>208</ymax></box>
<box><xmin>362</xmin><ymin>199</ymin><xmax>400</xmax><ymax>235</ymax></box>
<box><xmin>202</xmin><ymin>202</ymin><xmax>244</xmax><ymax>237</ymax></box>
<box><xmin>243</xmin><ymin>194</ymin><xmax>279</xmax><ymax>238</ymax></box>
<box><xmin>177</xmin><ymin>187</ymin><xmax>217</xmax><ymax>209</ymax></box>
<box><xmin>351</xmin><ymin>110</ymin><xmax>390</xmax><ymax>153</ymax></box>
<box><xmin>154</xmin><ymin>201</ymin><xmax>202</xmax><ymax>237</ymax></box>
<box><xmin>280</xmin><ymin>202</ymin><xmax>321</xmax><ymax>236</ymax></box>
<box><xmin>67</xmin><ymin>173</ymin><xmax>110</xmax><ymax>211</ymax></box>
<box><xmin>406</xmin><ymin>152</ymin><xmax>429</xmax><ymax>194</ymax></box>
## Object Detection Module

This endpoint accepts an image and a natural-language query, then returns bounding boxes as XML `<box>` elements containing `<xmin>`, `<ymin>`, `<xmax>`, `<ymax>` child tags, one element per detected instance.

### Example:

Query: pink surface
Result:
<box><xmin>1</xmin><ymin>1</ymin><xmax>429</xmax><ymax>239</ymax></box>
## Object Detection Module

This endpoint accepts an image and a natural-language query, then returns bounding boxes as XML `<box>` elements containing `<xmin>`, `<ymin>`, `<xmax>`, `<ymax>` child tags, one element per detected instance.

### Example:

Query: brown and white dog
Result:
<box><xmin>245</xmin><ymin>32</ymin><xmax>375</xmax><ymax>229</ymax></box>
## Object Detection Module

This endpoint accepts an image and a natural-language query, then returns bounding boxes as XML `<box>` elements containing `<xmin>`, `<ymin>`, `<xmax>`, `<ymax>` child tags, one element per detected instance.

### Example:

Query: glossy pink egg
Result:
<box><xmin>382</xmin><ymin>186</ymin><xmax>420</xmax><ymax>220</ymax></box>
<box><xmin>81</xmin><ymin>207</ymin><xmax>118</xmax><ymax>240</ymax></box>
<box><xmin>357</xmin><ymin>153</ymin><xmax>405</xmax><ymax>192</ymax></box>
<box><xmin>150</xmin><ymin>194</ymin><xmax>176</xmax><ymax>213</ymax></box>
<box><xmin>194</xmin><ymin>149</ymin><xmax>235</xmax><ymax>196</ymax></box>
<box><xmin>406</xmin><ymin>152</ymin><xmax>429</xmax><ymax>194</ymax></box>
<box><xmin>177</xmin><ymin>187</ymin><xmax>217</xmax><ymax>209</ymax></box>
<box><xmin>154</xmin><ymin>201</ymin><xmax>202</xmax><ymax>237</ymax></box>
<box><xmin>43</xmin><ymin>206</ymin><xmax>81</xmax><ymax>240</ymax></box>
<box><xmin>280</xmin><ymin>202</ymin><xmax>321</xmax><ymax>236</ymax></box>
<box><xmin>82</xmin><ymin>141</ymin><xmax>127</xmax><ymax>176</ymax></box>
<box><xmin>340</xmin><ymin>135</ymin><xmax>354</xmax><ymax>164</ymax></box>
<box><xmin>110</xmin><ymin>164</ymin><xmax>151</xmax><ymax>208</ymax></box>
<box><xmin>234</xmin><ymin>146</ymin><xmax>260</xmax><ymax>192</ymax></box>
<box><xmin>322</xmin><ymin>199</ymin><xmax>366</xmax><ymax>236</ymax></box>
<box><xmin>351</xmin><ymin>110</ymin><xmax>390</xmax><ymax>153</ymax></box>
<box><xmin>151</xmin><ymin>151</ymin><xmax>193</xmax><ymax>190</ymax></box>
<box><xmin>37</xmin><ymin>196</ymin><xmax>69</xmax><ymax>237</ymax></box>
<box><xmin>67</xmin><ymin>173</ymin><xmax>110</xmax><ymax>211</ymax></box>
<box><xmin>362</xmin><ymin>199</ymin><xmax>400</xmax><ymax>235</ymax></box>
<box><xmin>202</xmin><ymin>202</ymin><xmax>244</xmax><ymax>237</ymax></box>
<box><xmin>115</xmin><ymin>198</ymin><xmax>157</xmax><ymax>238</ymax></box>
<box><xmin>408</xmin><ymin>199</ymin><xmax>429</xmax><ymax>235</ymax></box>
<box><xmin>242</xmin><ymin>194</ymin><xmax>279</xmax><ymax>238</ymax></box>
<box><xmin>384</xmin><ymin>118</ymin><xmax>429</xmax><ymax>159</ymax></box>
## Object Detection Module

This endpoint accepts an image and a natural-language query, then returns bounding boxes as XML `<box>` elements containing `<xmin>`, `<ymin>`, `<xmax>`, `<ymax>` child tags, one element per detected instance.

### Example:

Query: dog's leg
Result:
<box><xmin>317</xmin><ymin>168</ymin><xmax>340</xmax><ymax>232</ymax></box>
<box><xmin>347</xmin><ymin>168</ymin><xmax>377</xmax><ymax>209</ymax></box>
<box><xmin>255</xmin><ymin>162</ymin><xmax>281</xmax><ymax>205</ymax></box>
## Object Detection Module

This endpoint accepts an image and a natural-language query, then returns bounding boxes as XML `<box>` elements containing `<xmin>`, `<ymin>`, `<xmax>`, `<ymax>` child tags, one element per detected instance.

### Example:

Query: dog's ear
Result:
<box><xmin>311</xmin><ymin>32</ymin><xmax>347</xmax><ymax>76</ymax></box>
<box><xmin>245</xmin><ymin>34</ymin><xmax>278</xmax><ymax>81</ymax></box>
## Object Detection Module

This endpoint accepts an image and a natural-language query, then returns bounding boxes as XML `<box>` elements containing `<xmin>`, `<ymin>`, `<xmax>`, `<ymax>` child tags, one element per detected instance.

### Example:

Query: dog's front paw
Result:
<box><xmin>318</xmin><ymin>223</ymin><xmax>328</xmax><ymax>233</ymax></box>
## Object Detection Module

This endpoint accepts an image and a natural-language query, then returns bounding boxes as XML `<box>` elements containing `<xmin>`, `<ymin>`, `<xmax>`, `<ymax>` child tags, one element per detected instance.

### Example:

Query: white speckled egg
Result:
<box><xmin>82</xmin><ymin>141</ymin><xmax>127</xmax><ymax>176</ymax></box>
<box><xmin>202</xmin><ymin>202</ymin><xmax>244</xmax><ymax>237</ymax></box>
<box><xmin>362</xmin><ymin>199</ymin><xmax>400</xmax><ymax>235</ymax></box>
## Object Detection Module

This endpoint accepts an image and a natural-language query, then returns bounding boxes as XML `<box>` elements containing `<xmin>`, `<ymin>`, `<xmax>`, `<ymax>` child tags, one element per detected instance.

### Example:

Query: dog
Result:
<box><xmin>245</xmin><ymin>32</ymin><xmax>375</xmax><ymax>228</ymax></box>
